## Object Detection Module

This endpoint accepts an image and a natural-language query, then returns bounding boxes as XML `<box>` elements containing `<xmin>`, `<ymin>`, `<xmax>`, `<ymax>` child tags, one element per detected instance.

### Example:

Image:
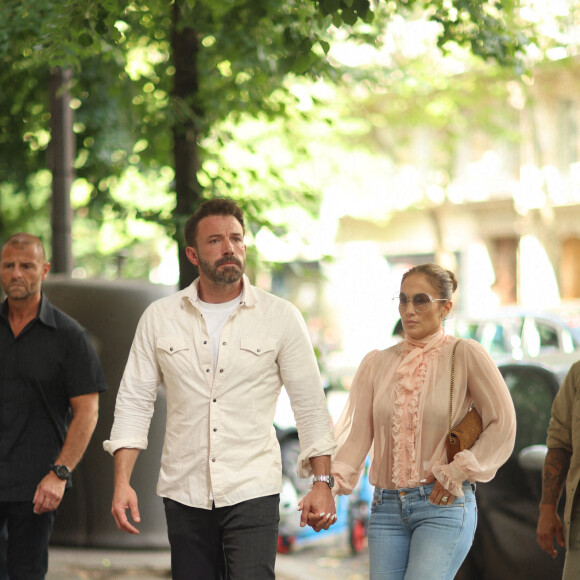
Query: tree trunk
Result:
<box><xmin>172</xmin><ymin>2</ymin><xmax>203</xmax><ymax>289</ymax></box>
<box><xmin>49</xmin><ymin>67</ymin><xmax>74</xmax><ymax>274</ymax></box>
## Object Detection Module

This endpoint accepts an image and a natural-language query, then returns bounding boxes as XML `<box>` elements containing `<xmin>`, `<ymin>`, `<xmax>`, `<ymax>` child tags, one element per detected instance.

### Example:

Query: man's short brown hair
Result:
<box><xmin>1</xmin><ymin>233</ymin><xmax>46</xmax><ymax>261</ymax></box>
<box><xmin>184</xmin><ymin>199</ymin><xmax>245</xmax><ymax>248</ymax></box>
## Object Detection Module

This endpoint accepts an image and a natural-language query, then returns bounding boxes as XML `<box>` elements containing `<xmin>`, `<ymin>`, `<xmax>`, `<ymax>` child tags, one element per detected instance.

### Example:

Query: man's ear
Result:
<box><xmin>42</xmin><ymin>262</ymin><xmax>51</xmax><ymax>280</ymax></box>
<box><xmin>185</xmin><ymin>247</ymin><xmax>199</xmax><ymax>267</ymax></box>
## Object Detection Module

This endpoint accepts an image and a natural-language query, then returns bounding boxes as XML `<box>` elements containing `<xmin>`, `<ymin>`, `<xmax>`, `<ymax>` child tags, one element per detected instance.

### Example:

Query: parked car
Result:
<box><xmin>446</xmin><ymin>308</ymin><xmax>580</xmax><ymax>361</ymax></box>
<box><xmin>456</xmin><ymin>351</ymin><xmax>578</xmax><ymax>580</ymax></box>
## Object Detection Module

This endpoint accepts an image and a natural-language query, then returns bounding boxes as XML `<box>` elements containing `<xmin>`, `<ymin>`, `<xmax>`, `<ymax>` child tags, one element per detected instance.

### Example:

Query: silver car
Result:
<box><xmin>446</xmin><ymin>307</ymin><xmax>580</xmax><ymax>361</ymax></box>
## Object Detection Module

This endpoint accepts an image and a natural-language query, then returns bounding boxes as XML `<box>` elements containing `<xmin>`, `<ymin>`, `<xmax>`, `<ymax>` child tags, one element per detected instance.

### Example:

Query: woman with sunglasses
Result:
<box><xmin>328</xmin><ymin>263</ymin><xmax>515</xmax><ymax>579</ymax></box>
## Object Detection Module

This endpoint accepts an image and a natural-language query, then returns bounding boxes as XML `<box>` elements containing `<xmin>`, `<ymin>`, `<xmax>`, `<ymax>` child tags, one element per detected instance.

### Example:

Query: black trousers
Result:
<box><xmin>163</xmin><ymin>494</ymin><xmax>280</xmax><ymax>580</ymax></box>
<box><xmin>0</xmin><ymin>502</ymin><xmax>55</xmax><ymax>580</ymax></box>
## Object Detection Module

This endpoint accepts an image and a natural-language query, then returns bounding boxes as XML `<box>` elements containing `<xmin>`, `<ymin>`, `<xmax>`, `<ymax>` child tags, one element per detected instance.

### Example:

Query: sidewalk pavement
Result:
<box><xmin>47</xmin><ymin>547</ymin><xmax>171</xmax><ymax>579</ymax></box>
<box><xmin>47</xmin><ymin>546</ymin><xmax>303</xmax><ymax>579</ymax></box>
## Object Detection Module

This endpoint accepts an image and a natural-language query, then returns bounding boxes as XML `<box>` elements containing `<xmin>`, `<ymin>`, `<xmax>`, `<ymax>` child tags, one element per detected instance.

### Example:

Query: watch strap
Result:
<box><xmin>312</xmin><ymin>474</ymin><xmax>334</xmax><ymax>488</ymax></box>
<box><xmin>51</xmin><ymin>464</ymin><xmax>71</xmax><ymax>480</ymax></box>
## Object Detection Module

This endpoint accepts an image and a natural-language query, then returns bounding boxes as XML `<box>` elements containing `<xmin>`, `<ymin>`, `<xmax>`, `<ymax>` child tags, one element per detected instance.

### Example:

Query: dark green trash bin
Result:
<box><xmin>44</xmin><ymin>277</ymin><xmax>175</xmax><ymax>549</ymax></box>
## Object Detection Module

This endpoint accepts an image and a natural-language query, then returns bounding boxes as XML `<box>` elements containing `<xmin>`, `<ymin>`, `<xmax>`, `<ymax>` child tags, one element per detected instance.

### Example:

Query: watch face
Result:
<box><xmin>54</xmin><ymin>465</ymin><xmax>70</xmax><ymax>480</ymax></box>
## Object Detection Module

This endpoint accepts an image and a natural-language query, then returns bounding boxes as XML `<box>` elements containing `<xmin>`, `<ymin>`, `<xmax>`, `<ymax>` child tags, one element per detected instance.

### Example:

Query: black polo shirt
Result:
<box><xmin>0</xmin><ymin>294</ymin><xmax>107</xmax><ymax>501</ymax></box>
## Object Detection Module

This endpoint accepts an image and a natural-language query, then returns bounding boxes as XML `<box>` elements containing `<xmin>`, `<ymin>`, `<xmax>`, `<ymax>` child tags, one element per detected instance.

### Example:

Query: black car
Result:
<box><xmin>456</xmin><ymin>353</ymin><xmax>576</xmax><ymax>580</ymax></box>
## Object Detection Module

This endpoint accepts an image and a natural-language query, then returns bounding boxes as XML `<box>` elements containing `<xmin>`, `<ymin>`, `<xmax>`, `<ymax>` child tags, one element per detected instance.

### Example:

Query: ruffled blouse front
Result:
<box><xmin>331</xmin><ymin>330</ymin><xmax>516</xmax><ymax>497</ymax></box>
<box><xmin>392</xmin><ymin>330</ymin><xmax>447</xmax><ymax>487</ymax></box>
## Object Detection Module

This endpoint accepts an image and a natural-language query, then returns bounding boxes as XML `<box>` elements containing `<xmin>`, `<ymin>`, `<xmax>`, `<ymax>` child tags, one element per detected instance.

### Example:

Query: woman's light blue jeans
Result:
<box><xmin>368</xmin><ymin>482</ymin><xmax>477</xmax><ymax>580</ymax></box>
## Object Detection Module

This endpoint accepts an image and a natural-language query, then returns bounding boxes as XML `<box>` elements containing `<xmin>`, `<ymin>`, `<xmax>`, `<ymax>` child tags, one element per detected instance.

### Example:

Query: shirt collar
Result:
<box><xmin>0</xmin><ymin>293</ymin><xmax>57</xmax><ymax>329</ymax></box>
<box><xmin>37</xmin><ymin>294</ymin><xmax>57</xmax><ymax>328</ymax></box>
<box><xmin>183</xmin><ymin>274</ymin><xmax>257</xmax><ymax>308</ymax></box>
<box><xmin>0</xmin><ymin>299</ymin><xmax>8</xmax><ymax>321</ymax></box>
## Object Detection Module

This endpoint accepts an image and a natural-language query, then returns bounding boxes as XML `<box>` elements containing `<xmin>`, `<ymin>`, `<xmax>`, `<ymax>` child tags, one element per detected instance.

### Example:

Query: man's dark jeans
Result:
<box><xmin>0</xmin><ymin>501</ymin><xmax>55</xmax><ymax>580</ymax></box>
<box><xmin>164</xmin><ymin>494</ymin><xmax>280</xmax><ymax>580</ymax></box>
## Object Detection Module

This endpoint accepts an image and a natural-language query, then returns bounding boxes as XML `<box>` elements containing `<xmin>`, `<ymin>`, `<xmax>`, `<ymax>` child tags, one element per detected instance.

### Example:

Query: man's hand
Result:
<box><xmin>33</xmin><ymin>471</ymin><xmax>67</xmax><ymax>514</ymax></box>
<box><xmin>537</xmin><ymin>504</ymin><xmax>565</xmax><ymax>558</ymax></box>
<box><xmin>111</xmin><ymin>448</ymin><xmax>141</xmax><ymax>534</ymax></box>
<box><xmin>536</xmin><ymin>447</ymin><xmax>570</xmax><ymax>558</ymax></box>
<box><xmin>298</xmin><ymin>483</ymin><xmax>337</xmax><ymax>532</ymax></box>
<box><xmin>111</xmin><ymin>483</ymin><xmax>141</xmax><ymax>535</ymax></box>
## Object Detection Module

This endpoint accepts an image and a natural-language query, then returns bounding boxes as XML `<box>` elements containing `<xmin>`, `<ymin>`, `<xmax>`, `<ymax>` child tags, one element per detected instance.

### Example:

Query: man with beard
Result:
<box><xmin>0</xmin><ymin>233</ymin><xmax>106</xmax><ymax>579</ymax></box>
<box><xmin>105</xmin><ymin>198</ymin><xmax>336</xmax><ymax>579</ymax></box>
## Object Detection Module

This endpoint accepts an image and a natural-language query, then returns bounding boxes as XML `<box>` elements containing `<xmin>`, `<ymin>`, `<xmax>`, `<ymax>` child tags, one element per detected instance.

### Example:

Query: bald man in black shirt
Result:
<box><xmin>0</xmin><ymin>233</ymin><xmax>106</xmax><ymax>579</ymax></box>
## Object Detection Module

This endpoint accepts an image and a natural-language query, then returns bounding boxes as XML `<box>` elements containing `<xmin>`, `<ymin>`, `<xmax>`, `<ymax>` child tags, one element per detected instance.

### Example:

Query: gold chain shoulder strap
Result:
<box><xmin>448</xmin><ymin>340</ymin><xmax>460</xmax><ymax>441</ymax></box>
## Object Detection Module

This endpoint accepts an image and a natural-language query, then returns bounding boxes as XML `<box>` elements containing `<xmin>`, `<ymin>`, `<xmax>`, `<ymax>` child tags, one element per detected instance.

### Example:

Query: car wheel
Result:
<box><xmin>348</xmin><ymin>500</ymin><xmax>369</xmax><ymax>554</ymax></box>
<box><xmin>277</xmin><ymin>534</ymin><xmax>294</xmax><ymax>554</ymax></box>
<box><xmin>349</xmin><ymin>517</ymin><xmax>367</xmax><ymax>554</ymax></box>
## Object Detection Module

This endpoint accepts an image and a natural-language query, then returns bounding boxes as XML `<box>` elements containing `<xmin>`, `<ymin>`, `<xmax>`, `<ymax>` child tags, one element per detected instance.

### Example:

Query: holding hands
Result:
<box><xmin>298</xmin><ymin>482</ymin><xmax>337</xmax><ymax>532</ymax></box>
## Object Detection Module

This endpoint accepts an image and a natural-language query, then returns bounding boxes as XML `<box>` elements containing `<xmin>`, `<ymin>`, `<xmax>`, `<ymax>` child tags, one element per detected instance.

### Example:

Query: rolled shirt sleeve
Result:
<box><xmin>103</xmin><ymin>306</ymin><xmax>161</xmax><ymax>455</ymax></box>
<box><xmin>276</xmin><ymin>302</ymin><xmax>336</xmax><ymax>478</ymax></box>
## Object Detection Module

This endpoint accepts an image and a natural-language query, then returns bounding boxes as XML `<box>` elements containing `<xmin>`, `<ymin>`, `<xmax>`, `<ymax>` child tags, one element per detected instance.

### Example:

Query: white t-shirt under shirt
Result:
<box><xmin>198</xmin><ymin>294</ymin><xmax>242</xmax><ymax>501</ymax></box>
<box><xmin>198</xmin><ymin>294</ymin><xmax>242</xmax><ymax>370</ymax></box>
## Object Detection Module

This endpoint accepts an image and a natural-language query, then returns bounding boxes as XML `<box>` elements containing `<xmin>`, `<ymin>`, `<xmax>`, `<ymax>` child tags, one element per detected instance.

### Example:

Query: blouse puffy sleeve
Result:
<box><xmin>433</xmin><ymin>339</ymin><xmax>517</xmax><ymax>496</ymax></box>
<box><xmin>331</xmin><ymin>350</ymin><xmax>378</xmax><ymax>495</ymax></box>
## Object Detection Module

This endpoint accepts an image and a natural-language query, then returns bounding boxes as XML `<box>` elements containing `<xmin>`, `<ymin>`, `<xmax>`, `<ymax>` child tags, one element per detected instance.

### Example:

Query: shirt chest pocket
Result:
<box><xmin>239</xmin><ymin>338</ymin><xmax>277</xmax><ymax>369</ymax></box>
<box><xmin>156</xmin><ymin>337</ymin><xmax>194</xmax><ymax>377</ymax></box>
<box><xmin>240</xmin><ymin>337</ymin><xmax>277</xmax><ymax>355</ymax></box>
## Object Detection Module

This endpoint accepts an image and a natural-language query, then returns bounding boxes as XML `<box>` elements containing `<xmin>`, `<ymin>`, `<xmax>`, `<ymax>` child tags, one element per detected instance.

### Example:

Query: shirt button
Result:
<box><xmin>257</xmin><ymin>348</ymin><xmax>261</xmax><ymax>353</ymax></box>
<box><xmin>222</xmin><ymin>341</ymin><xmax>227</xmax><ymax>346</ymax></box>
<box><xmin>169</xmin><ymin>347</ymin><xmax>174</xmax><ymax>352</ymax></box>
<box><xmin>213</xmin><ymin>398</ymin><xmax>217</xmax><ymax>402</ymax></box>
<box><xmin>219</xmin><ymin>369</ymin><xmax>224</xmax><ymax>373</ymax></box>
<box><xmin>203</xmin><ymin>340</ymin><xmax>207</xmax><ymax>344</ymax></box>
<box><xmin>213</xmin><ymin>428</ymin><xmax>217</xmax><ymax>432</ymax></box>
<box><xmin>212</xmin><ymin>458</ymin><xmax>216</xmax><ymax>462</ymax></box>
<box><xmin>206</xmin><ymin>369</ymin><xmax>210</xmax><ymax>373</ymax></box>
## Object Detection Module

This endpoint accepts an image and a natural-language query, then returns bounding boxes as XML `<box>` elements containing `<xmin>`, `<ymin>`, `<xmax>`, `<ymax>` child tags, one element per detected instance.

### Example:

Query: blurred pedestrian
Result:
<box><xmin>537</xmin><ymin>360</ymin><xmax>580</xmax><ymax>578</ymax></box>
<box><xmin>306</xmin><ymin>263</ymin><xmax>516</xmax><ymax>579</ymax></box>
<box><xmin>104</xmin><ymin>198</ymin><xmax>336</xmax><ymax>579</ymax></box>
<box><xmin>0</xmin><ymin>233</ymin><xmax>106</xmax><ymax>580</ymax></box>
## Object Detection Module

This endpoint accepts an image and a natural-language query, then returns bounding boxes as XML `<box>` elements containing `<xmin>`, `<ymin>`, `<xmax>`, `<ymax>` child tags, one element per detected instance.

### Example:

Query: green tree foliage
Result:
<box><xmin>0</xmin><ymin>0</ymin><xmax>533</xmax><ymax>283</ymax></box>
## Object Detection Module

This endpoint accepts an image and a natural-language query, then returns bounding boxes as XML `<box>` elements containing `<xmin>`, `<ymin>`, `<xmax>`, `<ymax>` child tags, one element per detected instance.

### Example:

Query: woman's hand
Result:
<box><xmin>424</xmin><ymin>474</ymin><xmax>455</xmax><ymax>506</ymax></box>
<box><xmin>298</xmin><ymin>486</ymin><xmax>337</xmax><ymax>532</ymax></box>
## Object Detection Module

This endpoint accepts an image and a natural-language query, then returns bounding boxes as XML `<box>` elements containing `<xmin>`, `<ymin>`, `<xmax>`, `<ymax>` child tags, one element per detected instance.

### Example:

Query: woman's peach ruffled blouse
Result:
<box><xmin>331</xmin><ymin>330</ymin><xmax>517</xmax><ymax>498</ymax></box>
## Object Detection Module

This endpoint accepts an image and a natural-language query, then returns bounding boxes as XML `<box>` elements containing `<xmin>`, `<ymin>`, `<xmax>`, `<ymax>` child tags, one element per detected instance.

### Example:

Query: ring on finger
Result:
<box><xmin>441</xmin><ymin>496</ymin><xmax>449</xmax><ymax>504</ymax></box>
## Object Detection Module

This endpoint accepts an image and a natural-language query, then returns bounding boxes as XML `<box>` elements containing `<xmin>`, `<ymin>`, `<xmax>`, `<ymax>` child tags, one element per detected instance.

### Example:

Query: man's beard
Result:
<box><xmin>4</xmin><ymin>281</ymin><xmax>36</xmax><ymax>300</ymax></box>
<box><xmin>197</xmin><ymin>254</ymin><xmax>245</xmax><ymax>285</ymax></box>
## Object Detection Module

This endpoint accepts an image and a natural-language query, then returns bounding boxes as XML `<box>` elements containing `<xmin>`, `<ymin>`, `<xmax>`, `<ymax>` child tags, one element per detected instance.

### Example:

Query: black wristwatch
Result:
<box><xmin>51</xmin><ymin>464</ymin><xmax>71</xmax><ymax>481</ymax></box>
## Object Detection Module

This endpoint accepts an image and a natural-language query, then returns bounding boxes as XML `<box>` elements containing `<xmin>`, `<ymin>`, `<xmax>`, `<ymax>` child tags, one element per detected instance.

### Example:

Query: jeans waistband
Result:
<box><xmin>373</xmin><ymin>481</ymin><xmax>476</xmax><ymax>502</ymax></box>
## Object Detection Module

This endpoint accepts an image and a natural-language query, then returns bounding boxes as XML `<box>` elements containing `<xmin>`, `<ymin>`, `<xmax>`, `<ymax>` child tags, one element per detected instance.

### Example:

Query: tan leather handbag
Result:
<box><xmin>446</xmin><ymin>340</ymin><xmax>483</xmax><ymax>463</ymax></box>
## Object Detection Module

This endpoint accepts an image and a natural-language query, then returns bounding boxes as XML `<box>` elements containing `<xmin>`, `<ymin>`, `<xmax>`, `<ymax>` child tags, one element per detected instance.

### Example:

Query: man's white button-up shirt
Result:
<box><xmin>104</xmin><ymin>275</ymin><xmax>336</xmax><ymax>509</ymax></box>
